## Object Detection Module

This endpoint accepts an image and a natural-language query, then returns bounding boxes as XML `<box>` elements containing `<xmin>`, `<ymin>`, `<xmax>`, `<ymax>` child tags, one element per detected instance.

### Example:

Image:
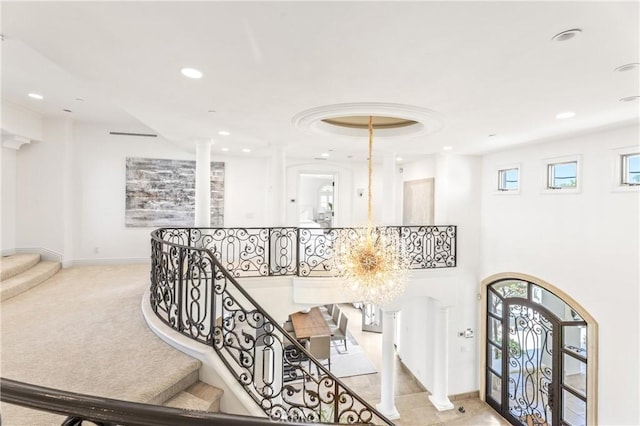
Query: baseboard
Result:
<box><xmin>397</xmin><ymin>356</ymin><xmax>479</xmax><ymax>401</ymax></box>
<box><xmin>13</xmin><ymin>247</ymin><xmax>63</xmax><ymax>263</ymax></box>
<box><xmin>3</xmin><ymin>250</ymin><xmax>150</xmax><ymax>267</ymax></box>
<box><xmin>397</xmin><ymin>357</ymin><xmax>428</xmax><ymax>392</ymax></box>
<box><xmin>449</xmin><ymin>390</ymin><xmax>480</xmax><ymax>401</ymax></box>
<box><xmin>1</xmin><ymin>248</ymin><xmax>17</xmax><ymax>257</ymax></box>
<box><xmin>70</xmin><ymin>257</ymin><xmax>150</xmax><ymax>266</ymax></box>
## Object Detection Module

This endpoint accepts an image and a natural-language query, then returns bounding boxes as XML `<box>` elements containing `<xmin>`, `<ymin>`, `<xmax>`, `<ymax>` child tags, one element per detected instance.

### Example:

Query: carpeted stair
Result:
<box><xmin>163</xmin><ymin>381</ymin><xmax>224</xmax><ymax>412</ymax></box>
<box><xmin>0</xmin><ymin>254</ymin><xmax>61</xmax><ymax>301</ymax></box>
<box><xmin>0</xmin><ymin>263</ymin><xmax>225</xmax><ymax>425</ymax></box>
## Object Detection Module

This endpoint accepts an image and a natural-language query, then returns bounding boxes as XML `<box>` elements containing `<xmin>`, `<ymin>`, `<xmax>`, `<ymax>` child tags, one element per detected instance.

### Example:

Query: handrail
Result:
<box><xmin>150</xmin><ymin>227</ymin><xmax>395</xmax><ymax>424</ymax></box>
<box><xmin>0</xmin><ymin>377</ymin><xmax>310</xmax><ymax>426</ymax></box>
<box><xmin>156</xmin><ymin>226</ymin><xmax>457</xmax><ymax>278</ymax></box>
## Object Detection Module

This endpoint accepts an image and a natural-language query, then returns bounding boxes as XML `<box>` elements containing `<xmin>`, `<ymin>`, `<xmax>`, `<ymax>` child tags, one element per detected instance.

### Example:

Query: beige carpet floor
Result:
<box><xmin>0</xmin><ymin>264</ymin><xmax>201</xmax><ymax>426</ymax></box>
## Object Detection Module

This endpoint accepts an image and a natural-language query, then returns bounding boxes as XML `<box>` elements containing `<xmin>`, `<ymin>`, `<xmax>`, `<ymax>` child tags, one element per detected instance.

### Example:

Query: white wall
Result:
<box><xmin>1</xmin><ymin>100</ymin><xmax>44</xmax><ymax>142</ymax></box>
<box><xmin>71</xmin><ymin>122</ymin><xmax>269</xmax><ymax>262</ymax></box>
<box><xmin>218</xmin><ymin>157</ymin><xmax>269</xmax><ymax>228</ymax></box>
<box><xmin>1</xmin><ymin>147</ymin><xmax>18</xmax><ymax>253</ymax></box>
<box><xmin>395</xmin><ymin>154</ymin><xmax>482</xmax><ymax>396</ymax></box>
<box><xmin>480</xmin><ymin>124</ymin><xmax>640</xmax><ymax>425</ymax></box>
<box><xmin>14</xmin><ymin>118</ymin><xmax>71</xmax><ymax>260</ymax></box>
<box><xmin>11</xmin><ymin>120</ymin><xmax>269</xmax><ymax>264</ymax></box>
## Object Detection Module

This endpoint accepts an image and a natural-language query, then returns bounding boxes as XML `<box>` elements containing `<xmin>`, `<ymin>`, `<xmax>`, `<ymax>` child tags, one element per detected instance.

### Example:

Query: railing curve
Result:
<box><xmin>157</xmin><ymin>226</ymin><xmax>456</xmax><ymax>278</ymax></box>
<box><xmin>150</xmin><ymin>227</ymin><xmax>395</xmax><ymax>425</ymax></box>
<box><xmin>0</xmin><ymin>377</ymin><xmax>308</xmax><ymax>426</ymax></box>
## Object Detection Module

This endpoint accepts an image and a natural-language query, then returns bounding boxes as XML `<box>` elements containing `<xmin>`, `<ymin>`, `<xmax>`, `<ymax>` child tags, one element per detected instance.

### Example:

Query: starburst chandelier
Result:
<box><xmin>333</xmin><ymin>116</ymin><xmax>409</xmax><ymax>306</ymax></box>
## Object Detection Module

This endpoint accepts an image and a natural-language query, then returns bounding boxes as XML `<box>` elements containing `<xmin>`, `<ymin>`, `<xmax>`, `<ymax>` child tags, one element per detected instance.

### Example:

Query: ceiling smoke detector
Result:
<box><xmin>551</xmin><ymin>29</ymin><xmax>582</xmax><ymax>42</ymax></box>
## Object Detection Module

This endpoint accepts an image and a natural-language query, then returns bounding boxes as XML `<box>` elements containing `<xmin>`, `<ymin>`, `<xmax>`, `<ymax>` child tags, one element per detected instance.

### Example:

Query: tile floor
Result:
<box><xmin>336</xmin><ymin>303</ymin><xmax>510</xmax><ymax>426</ymax></box>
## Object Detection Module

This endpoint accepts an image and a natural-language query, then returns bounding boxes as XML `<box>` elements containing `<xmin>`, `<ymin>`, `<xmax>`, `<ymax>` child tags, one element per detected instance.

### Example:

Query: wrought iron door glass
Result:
<box><xmin>486</xmin><ymin>279</ymin><xmax>589</xmax><ymax>426</ymax></box>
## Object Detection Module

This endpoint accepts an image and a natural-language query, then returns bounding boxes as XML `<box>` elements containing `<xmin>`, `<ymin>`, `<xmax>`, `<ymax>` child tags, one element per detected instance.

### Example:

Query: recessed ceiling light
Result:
<box><xmin>75</xmin><ymin>98</ymin><xmax>84</xmax><ymax>102</ymax></box>
<box><xmin>488</xmin><ymin>134</ymin><xmax>496</xmax><ymax>137</ymax></box>
<box><xmin>242</xmin><ymin>148</ymin><xmax>251</xmax><ymax>153</ymax></box>
<box><xmin>396</xmin><ymin>157</ymin><xmax>403</xmax><ymax>162</ymax></box>
<box><xmin>180</xmin><ymin>68</ymin><xmax>203</xmax><ymax>79</ymax></box>
<box><xmin>556</xmin><ymin>111</ymin><xmax>576</xmax><ymax>119</ymax></box>
<box><xmin>218</xmin><ymin>131</ymin><xmax>230</xmax><ymax>136</ymax></box>
<box><xmin>614</xmin><ymin>63</ymin><xmax>639</xmax><ymax>72</ymax></box>
<box><xmin>620</xmin><ymin>96</ymin><xmax>639</xmax><ymax>102</ymax></box>
<box><xmin>551</xmin><ymin>29</ymin><xmax>582</xmax><ymax>42</ymax></box>
<box><xmin>321</xmin><ymin>152</ymin><xmax>330</xmax><ymax>157</ymax></box>
<box><xmin>28</xmin><ymin>93</ymin><xmax>43</xmax><ymax>100</ymax></box>
<box><xmin>63</xmin><ymin>109</ymin><xmax>72</xmax><ymax>113</ymax></box>
<box><xmin>443</xmin><ymin>146</ymin><xmax>453</xmax><ymax>151</ymax></box>
<box><xmin>221</xmin><ymin>147</ymin><xmax>230</xmax><ymax>152</ymax></box>
<box><xmin>208</xmin><ymin>109</ymin><xmax>216</xmax><ymax>113</ymax></box>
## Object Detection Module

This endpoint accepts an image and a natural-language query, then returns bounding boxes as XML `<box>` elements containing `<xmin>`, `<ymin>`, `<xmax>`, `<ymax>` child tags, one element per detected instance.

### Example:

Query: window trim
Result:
<box><xmin>621</xmin><ymin>153</ymin><xmax>639</xmax><ymax>186</ymax></box>
<box><xmin>611</xmin><ymin>146</ymin><xmax>640</xmax><ymax>193</ymax></box>
<box><xmin>541</xmin><ymin>155</ymin><xmax>582</xmax><ymax>194</ymax></box>
<box><xmin>494</xmin><ymin>163</ymin><xmax>521</xmax><ymax>195</ymax></box>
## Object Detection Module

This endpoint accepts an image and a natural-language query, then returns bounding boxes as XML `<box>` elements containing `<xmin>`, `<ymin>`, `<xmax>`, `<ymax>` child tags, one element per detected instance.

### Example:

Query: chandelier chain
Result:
<box><xmin>367</xmin><ymin>115</ymin><xmax>373</xmax><ymax>232</ymax></box>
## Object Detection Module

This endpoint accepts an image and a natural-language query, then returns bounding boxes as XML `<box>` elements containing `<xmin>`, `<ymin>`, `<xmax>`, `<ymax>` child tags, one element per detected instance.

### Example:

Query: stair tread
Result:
<box><xmin>1</xmin><ymin>261</ymin><xmax>61</xmax><ymax>302</ymax></box>
<box><xmin>164</xmin><ymin>381</ymin><xmax>223</xmax><ymax>412</ymax></box>
<box><xmin>185</xmin><ymin>381</ymin><xmax>224</xmax><ymax>402</ymax></box>
<box><xmin>164</xmin><ymin>391</ymin><xmax>212</xmax><ymax>411</ymax></box>
<box><xmin>0</xmin><ymin>254</ymin><xmax>41</xmax><ymax>281</ymax></box>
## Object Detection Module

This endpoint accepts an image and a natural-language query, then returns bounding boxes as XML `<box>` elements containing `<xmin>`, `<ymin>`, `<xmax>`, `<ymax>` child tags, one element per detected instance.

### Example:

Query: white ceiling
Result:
<box><xmin>2</xmin><ymin>1</ymin><xmax>638</xmax><ymax>161</ymax></box>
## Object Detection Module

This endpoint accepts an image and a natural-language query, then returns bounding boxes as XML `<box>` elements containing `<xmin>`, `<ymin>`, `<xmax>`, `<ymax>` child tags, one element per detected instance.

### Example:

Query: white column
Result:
<box><xmin>377</xmin><ymin>309</ymin><xmax>400</xmax><ymax>420</ymax></box>
<box><xmin>61</xmin><ymin>118</ymin><xmax>75</xmax><ymax>267</ymax></box>
<box><xmin>382</xmin><ymin>152</ymin><xmax>397</xmax><ymax>225</ymax></box>
<box><xmin>194</xmin><ymin>139</ymin><xmax>212</xmax><ymax>227</ymax></box>
<box><xmin>429</xmin><ymin>304</ymin><xmax>454</xmax><ymax>411</ymax></box>
<box><xmin>268</xmin><ymin>146</ymin><xmax>286</xmax><ymax>226</ymax></box>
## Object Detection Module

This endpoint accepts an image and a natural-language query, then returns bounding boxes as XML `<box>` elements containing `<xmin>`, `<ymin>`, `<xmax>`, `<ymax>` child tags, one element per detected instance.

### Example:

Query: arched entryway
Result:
<box><xmin>480</xmin><ymin>273</ymin><xmax>598</xmax><ymax>426</ymax></box>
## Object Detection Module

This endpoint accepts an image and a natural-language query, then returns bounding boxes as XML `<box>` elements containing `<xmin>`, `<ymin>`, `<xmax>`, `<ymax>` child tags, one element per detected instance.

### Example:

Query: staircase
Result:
<box><xmin>0</xmin><ymin>253</ymin><xmax>61</xmax><ymax>301</ymax></box>
<box><xmin>1</xmin><ymin>261</ymin><xmax>225</xmax><ymax>424</ymax></box>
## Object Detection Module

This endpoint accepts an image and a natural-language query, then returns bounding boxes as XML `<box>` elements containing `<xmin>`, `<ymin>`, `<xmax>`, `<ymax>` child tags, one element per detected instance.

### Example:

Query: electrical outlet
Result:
<box><xmin>94</xmin><ymin>247</ymin><xmax>100</xmax><ymax>254</ymax></box>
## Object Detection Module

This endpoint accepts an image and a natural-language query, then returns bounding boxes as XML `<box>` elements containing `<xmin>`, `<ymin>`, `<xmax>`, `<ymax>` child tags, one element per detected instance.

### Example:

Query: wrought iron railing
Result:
<box><xmin>0</xmin><ymin>377</ymin><xmax>306</xmax><ymax>426</ymax></box>
<box><xmin>158</xmin><ymin>225</ymin><xmax>456</xmax><ymax>278</ymax></box>
<box><xmin>150</xmin><ymin>229</ymin><xmax>395</xmax><ymax>424</ymax></box>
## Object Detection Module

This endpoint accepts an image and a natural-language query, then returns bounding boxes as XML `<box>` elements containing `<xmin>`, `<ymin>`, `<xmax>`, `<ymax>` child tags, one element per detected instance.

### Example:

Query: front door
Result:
<box><xmin>486</xmin><ymin>279</ymin><xmax>589</xmax><ymax>426</ymax></box>
<box><xmin>503</xmin><ymin>301</ymin><xmax>557</xmax><ymax>425</ymax></box>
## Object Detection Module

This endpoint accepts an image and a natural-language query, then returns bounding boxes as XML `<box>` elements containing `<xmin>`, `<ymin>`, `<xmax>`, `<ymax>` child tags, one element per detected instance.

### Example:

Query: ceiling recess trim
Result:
<box><xmin>292</xmin><ymin>102</ymin><xmax>445</xmax><ymax>139</ymax></box>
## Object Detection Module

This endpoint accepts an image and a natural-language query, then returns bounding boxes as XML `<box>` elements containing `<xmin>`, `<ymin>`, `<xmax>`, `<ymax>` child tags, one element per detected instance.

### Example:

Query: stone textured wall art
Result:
<box><xmin>125</xmin><ymin>157</ymin><xmax>224</xmax><ymax>227</ymax></box>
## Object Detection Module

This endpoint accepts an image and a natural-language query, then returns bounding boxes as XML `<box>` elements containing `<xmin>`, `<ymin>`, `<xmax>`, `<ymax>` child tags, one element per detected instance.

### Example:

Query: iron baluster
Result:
<box><xmin>296</xmin><ymin>227</ymin><xmax>301</xmax><ymax>277</ymax></box>
<box><xmin>268</xmin><ymin>227</ymin><xmax>272</xmax><ymax>277</ymax></box>
<box><xmin>177</xmin><ymin>246</ymin><xmax>184</xmax><ymax>333</ymax></box>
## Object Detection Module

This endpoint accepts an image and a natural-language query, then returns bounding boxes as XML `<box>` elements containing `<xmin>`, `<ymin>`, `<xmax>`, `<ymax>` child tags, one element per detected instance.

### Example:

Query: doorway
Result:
<box><xmin>482</xmin><ymin>275</ymin><xmax>596</xmax><ymax>426</ymax></box>
<box><xmin>298</xmin><ymin>173</ymin><xmax>335</xmax><ymax>228</ymax></box>
<box><xmin>361</xmin><ymin>303</ymin><xmax>383</xmax><ymax>333</ymax></box>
